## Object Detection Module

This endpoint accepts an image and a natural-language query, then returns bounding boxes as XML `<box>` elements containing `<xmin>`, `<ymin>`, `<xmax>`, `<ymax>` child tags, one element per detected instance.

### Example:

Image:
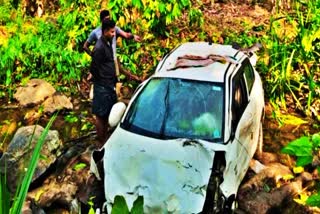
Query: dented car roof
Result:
<box><xmin>154</xmin><ymin>42</ymin><xmax>244</xmax><ymax>83</ymax></box>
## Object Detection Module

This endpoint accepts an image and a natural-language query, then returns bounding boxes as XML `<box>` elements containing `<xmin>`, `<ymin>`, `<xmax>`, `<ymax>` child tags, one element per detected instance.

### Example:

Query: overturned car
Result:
<box><xmin>94</xmin><ymin>42</ymin><xmax>264</xmax><ymax>213</ymax></box>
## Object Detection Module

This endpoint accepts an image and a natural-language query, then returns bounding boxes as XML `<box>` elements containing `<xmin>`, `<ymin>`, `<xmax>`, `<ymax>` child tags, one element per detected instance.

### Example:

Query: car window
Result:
<box><xmin>242</xmin><ymin>59</ymin><xmax>255</xmax><ymax>94</ymax></box>
<box><xmin>125</xmin><ymin>79</ymin><xmax>167</xmax><ymax>136</ymax></box>
<box><xmin>122</xmin><ymin>78</ymin><xmax>224</xmax><ymax>142</ymax></box>
<box><xmin>231</xmin><ymin>74</ymin><xmax>248</xmax><ymax>130</ymax></box>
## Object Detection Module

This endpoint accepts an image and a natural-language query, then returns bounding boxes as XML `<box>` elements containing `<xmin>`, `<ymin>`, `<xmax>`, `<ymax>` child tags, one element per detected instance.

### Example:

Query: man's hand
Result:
<box><xmin>120</xmin><ymin>67</ymin><xmax>141</xmax><ymax>82</ymax></box>
<box><xmin>83</xmin><ymin>41</ymin><xmax>93</xmax><ymax>56</ymax></box>
<box><xmin>116</xmin><ymin>82</ymin><xmax>123</xmax><ymax>97</ymax></box>
<box><xmin>128</xmin><ymin>73</ymin><xmax>141</xmax><ymax>82</ymax></box>
<box><xmin>87</xmin><ymin>73</ymin><xmax>93</xmax><ymax>81</ymax></box>
<box><xmin>133</xmin><ymin>35</ymin><xmax>141</xmax><ymax>42</ymax></box>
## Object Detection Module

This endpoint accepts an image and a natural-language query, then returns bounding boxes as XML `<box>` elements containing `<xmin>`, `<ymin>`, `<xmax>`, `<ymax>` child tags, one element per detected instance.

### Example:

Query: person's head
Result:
<box><xmin>102</xmin><ymin>19</ymin><xmax>116</xmax><ymax>39</ymax></box>
<box><xmin>100</xmin><ymin>10</ymin><xmax>110</xmax><ymax>22</ymax></box>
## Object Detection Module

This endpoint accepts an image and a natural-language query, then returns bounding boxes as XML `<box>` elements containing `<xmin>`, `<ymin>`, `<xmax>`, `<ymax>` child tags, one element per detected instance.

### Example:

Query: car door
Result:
<box><xmin>232</xmin><ymin>59</ymin><xmax>260</xmax><ymax>181</ymax></box>
<box><xmin>242</xmin><ymin>59</ymin><xmax>263</xmax><ymax>157</ymax></box>
<box><xmin>221</xmin><ymin>59</ymin><xmax>255</xmax><ymax>196</ymax></box>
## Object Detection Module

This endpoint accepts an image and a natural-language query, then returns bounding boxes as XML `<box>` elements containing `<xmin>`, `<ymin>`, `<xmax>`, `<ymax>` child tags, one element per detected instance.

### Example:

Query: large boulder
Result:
<box><xmin>238</xmin><ymin>161</ymin><xmax>317</xmax><ymax>213</ymax></box>
<box><xmin>0</xmin><ymin>125</ymin><xmax>63</xmax><ymax>193</ymax></box>
<box><xmin>23</xmin><ymin>149</ymin><xmax>94</xmax><ymax>212</ymax></box>
<box><xmin>42</xmin><ymin>92</ymin><xmax>73</xmax><ymax>114</ymax></box>
<box><xmin>14</xmin><ymin>79</ymin><xmax>56</xmax><ymax>107</ymax></box>
<box><xmin>14</xmin><ymin>79</ymin><xmax>73</xmax><ymax>123</ymax></box>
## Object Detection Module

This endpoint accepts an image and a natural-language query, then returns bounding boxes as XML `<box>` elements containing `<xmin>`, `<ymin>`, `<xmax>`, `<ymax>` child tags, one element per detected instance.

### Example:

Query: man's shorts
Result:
<box><xmin>92</xmin><ymin>84</ymin><xmax>117</xmax><ymax>119</ymax></box>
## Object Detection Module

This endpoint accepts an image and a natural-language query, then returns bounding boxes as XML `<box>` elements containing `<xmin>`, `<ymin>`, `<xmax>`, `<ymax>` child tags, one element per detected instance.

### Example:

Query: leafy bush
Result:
<box><xmin>281</xmin><ymin>134</ymin><xmax>319</xmax><ymax>166</ymax></box>
<box><xmin>0</xmin><ymin>0</ymin><xmax>99</xmax><ymax>99</ymax></box>
<box><xmin>265</xmin><ymin>0</ymin><xmax>320</xmax><ymax>113</ymax></box>
<box><xmin>282</xmin><ymin>132</ymin><xmax>320</xmax><ymax>207</ymax></box>
<box><xmin>111</xmin><ymin>195</ymin><xmax>143</xmax><ymax>214</ymax></box>
<box><xmin>108</xmin><ymin>0</ymin><xmax>201</xmax><ymax>36</ymax></box>
<box><xmin>107</xmin><ymin>0</ymin><xmax>204</xmax><ymax>81</ymax></box>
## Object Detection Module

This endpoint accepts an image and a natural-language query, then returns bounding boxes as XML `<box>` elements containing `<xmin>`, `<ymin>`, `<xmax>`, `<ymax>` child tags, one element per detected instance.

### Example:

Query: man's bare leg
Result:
<box><xmin>95</xmin><ymin>115</ymin><xmax>108</xmax><ymax>148</ymax></box>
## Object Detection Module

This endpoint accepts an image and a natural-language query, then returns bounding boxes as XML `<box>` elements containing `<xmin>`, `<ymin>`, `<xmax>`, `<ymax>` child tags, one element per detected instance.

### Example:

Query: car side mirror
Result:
<box><xmin>108</xmin><ymin>102</ymin><xmax>126</xmax><ymax>127</ymax></box>
<box><xmin>249</xmin><ymin>53</ymin><xmax>258</xmax><ymax>67</ymax></box>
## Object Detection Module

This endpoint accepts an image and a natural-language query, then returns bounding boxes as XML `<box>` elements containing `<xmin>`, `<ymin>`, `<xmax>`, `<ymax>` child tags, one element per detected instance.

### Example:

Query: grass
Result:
<box><xmin>0</xmin><ymin>113</ymin><xmax>57</xmax><ymax>214</ymax></box>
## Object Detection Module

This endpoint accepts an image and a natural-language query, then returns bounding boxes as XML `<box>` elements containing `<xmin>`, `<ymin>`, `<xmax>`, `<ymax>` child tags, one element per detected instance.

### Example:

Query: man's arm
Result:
<box><xmin>117</xmin><ymin>62</ymin><xmax>141</xmax><ymax>81</ymax></box>
<box><xmin>83</xmin><ymin>30</ymin><xmax>98</xmax><ymax>56</ymax></box>
<box><xmin>83</xmin><ymin>41</ymin><xmax>93</xmax><ymax>56</ymax></box>
<box><xmin>117</xmin><ymin>27</ymin><xmax>141</xmax><ymax>42</ymax></box>
<box><xmin>120</xmin><ymin>69</ymin><xmax>140</xmax><ymax>81</ymax></box>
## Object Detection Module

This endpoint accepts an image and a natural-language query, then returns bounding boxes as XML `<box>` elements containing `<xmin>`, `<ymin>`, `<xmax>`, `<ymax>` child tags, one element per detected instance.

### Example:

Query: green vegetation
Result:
<box><xmin>282</xmin><ymin>132</ymin><xmax>320</xmax><ymax>207</ymax></box>
<box><xmin>0</xmin><ymin>0</ymin><xmax>100</xmax><ymax>98</ymax></box>
<box><xmin>265</xmin><ymin>0</ymin><xmax>320</xmax><ymax>115</ymax></box>
<box><xmin>0</xmin><ymin>113</ymin><xmax>57</xmax><ymax>214</ymax></box>
<box><xmin>0</xmin><ymin>0</ymin><xmax>318</xmax><ymax>118</ymax></box>
<box><xmin>282</xmin><ymin>133</ymin><xmax>320</xmax><ymax>167</ymax></box>
<box><xmin>111</xmin><ymin>195</ymin><xmax>144</xmax><ymax>214</ymax></box>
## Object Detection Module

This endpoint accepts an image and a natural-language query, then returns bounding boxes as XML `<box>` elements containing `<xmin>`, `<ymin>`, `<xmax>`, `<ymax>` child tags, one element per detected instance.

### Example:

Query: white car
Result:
<box><xmin>97</xmin><ymin>42</ymin><xmax>264</xmax><ymax>213</ymax></box>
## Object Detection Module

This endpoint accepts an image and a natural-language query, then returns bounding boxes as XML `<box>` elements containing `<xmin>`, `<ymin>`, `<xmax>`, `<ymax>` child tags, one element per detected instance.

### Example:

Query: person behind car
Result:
<box><xmin>90</xmin><ymin>19</ymin><xmax>118</xmax><ymax>148</ymax></box>
<box><xmin>83</xmin><ymin>10</ymin><xmax>141</xmax><ymax>56</ymax></box>
<box><xmin>83</xmin><ymin>9</ymin><xmax>141</xmax><ymax>86</ymax></box>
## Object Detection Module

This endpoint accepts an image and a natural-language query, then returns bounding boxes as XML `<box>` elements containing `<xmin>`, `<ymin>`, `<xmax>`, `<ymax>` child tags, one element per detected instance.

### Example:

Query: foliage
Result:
<box><xmin>0</xmin><ymin>0</ymin><xmax>205</xmax><ymax>100</ymax></box>
<box><xmin>281</xmin><ymin>132</ymin><xmax>320</xmax><ymax>167</ymax></box>
<box><xmin>107</xmin><ymin>0</ymin><xmax>204</xmax><ymax>82</ymax></box>
<box><xmin>0</xmin><ymin>0</ymin><xmax>318</xmax><ymax>117</ymax></box>
<box><xmin>87</xmin><ymin>196</ymin><xmax>96</xmax><ymax>214</ymax></box>
<box><xmin>270</xmin><ymin>104</ymin><xmax>308</xmax><ymax>127</ymax></box>
<box><xmin>307</xmin><ymin>192</ymin><xmax>320</xmax><ymax>208</ymax></box>
<box><xmin>281</xmin><ymin>135</ymin><xmax>314</xmax><ymax>166</ymax></box>
<box><xmin>0</xmin><ymin>1</ymin><xmax>12</xmax><ymax>25</ymax></box>
<box><xmin>282</xmin><ymin>133</ymin><xmax>320</xmax><ymax>207</ymax></box>
<box><xmin>64</xmin><ymin>112</ymin><xmax>79</xmax><ymax>123</ymax></box>
<box><xmin>108</xmin><ymin>0</ymin><xmax>202</xmax><ymax>36</ymax></box>
<box><xmin>0</xmin><ymin>170</ymin><xmax>10</xmax><ymax>214</ymax></box>
<box><xmin>0</xmin><ymin>113</ymin><xmax>57</xmax><ymax>214</ymax></box>
<box><xmin>264</xmin><ymin>0</ymin><xmax>320</xmax><ymax>114</ymax></box>
<box><xmin>73</xmin><ymin>162</ymin><xmax>87</xmax><ymax>171</ymax></box>
<box><xmin>0</xmin><ymin>0</ymin><xmax>99</xmax><ymax>99</ymax></box>
<box><xmin>111</xmin><ymin>195</ymin><xmax>144</xmax><ymax>214</ymax></box>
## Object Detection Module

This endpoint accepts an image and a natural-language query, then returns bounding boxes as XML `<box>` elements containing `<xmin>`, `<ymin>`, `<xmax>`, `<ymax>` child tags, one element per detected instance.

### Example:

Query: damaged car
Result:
<box><xmin>94</xmin><ymin>41</ymin><xmax>265</xmax><ymax>213</ymax></box>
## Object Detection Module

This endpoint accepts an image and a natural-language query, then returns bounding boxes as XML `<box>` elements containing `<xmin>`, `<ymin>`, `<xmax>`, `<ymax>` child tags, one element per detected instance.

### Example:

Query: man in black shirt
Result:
<box><xmin>90</xmin><ymin>19</ymin><xmax>117</xmax><ymax>147</ymax></box>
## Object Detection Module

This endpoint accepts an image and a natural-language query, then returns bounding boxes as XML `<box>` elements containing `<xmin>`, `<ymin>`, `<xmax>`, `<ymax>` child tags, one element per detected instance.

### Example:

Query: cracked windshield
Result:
<box><xmin>123</xmin><ymin>78</ymin><xmax>223</xmax><ymax>141</ymax></box>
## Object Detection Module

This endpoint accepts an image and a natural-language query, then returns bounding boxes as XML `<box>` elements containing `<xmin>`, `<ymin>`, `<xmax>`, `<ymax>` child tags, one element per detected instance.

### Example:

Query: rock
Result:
<box><xmin>238</xmin><ymin>163</ymin><xmax>316</xmax><ymax>214</ymax></box>
<box><xmin>26</xmin><ymin>150</ymin><xmax>92</xmax><ymax>212</ymax></box>
<box><xmin>238</xmin><ymin>173</ymin><xmax>317</xmax><ymax>214</ymax></box>
<box><xmin>23</xmin><ymin>109</ymin><xmax>42</xmax><ymax>125</ymax></box>
<box><xmin>29</xmin><ymin>180</ymin><xmax>79</xmax><ymax>207</ymax></box>
<box><xmin>255</xmin><ymin>151</ymin><xmax>280</xmax><ymax>165</ymax></box>
<box><xmin>14</xmin><ymin>79</ymin><xmax>73</xmax><ymax>123</ymax></box>
<box><xmin>42</xmin><ymin>92</ymin><xmax>73</xmax><ymax>114</ymax></box>
<box><xmin>238</xmin><ymin>181</ymin><xmax>305</xmax><ymax>214</ymax></box>
<box><xmin>14</xmin><ymin>79</ymin><xmax>56</xmax><ymax>107</ymax></box>
<box><xmin>0</xmin><ymin>125</ymin><xmax>62</xmax><ymax>193</ymax></box>
<box><xmin>240</xmin><ymin>162</ymin><xmax>292</xmax><ymax>193</ymax></box>
<box><xmin>22</xmin><ymin>200</ymin><xmax>33</xmax><ymax>214</ymax></box>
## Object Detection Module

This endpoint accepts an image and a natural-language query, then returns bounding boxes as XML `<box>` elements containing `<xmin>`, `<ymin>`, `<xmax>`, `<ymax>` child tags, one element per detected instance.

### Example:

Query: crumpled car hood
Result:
<box><xmin>103</xmin><ymin>127</ymin><xmax>218</xmax><ymax>213</ymax></box>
